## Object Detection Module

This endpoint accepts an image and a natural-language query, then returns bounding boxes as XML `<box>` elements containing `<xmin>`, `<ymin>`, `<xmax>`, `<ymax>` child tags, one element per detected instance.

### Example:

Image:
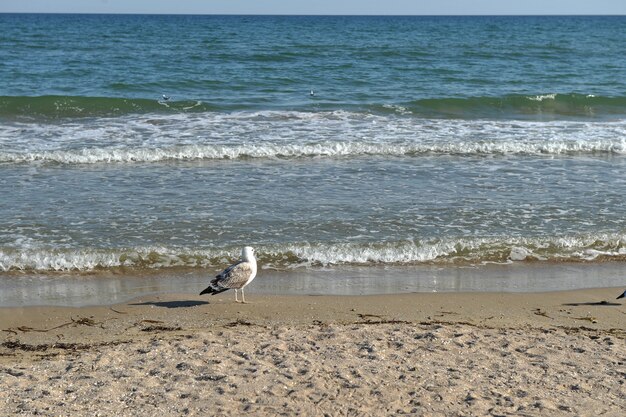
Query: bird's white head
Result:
<box><xmin>241</xmin><ymin>246</ymin><xmax>256</xmax><ymax>262</ymax></box>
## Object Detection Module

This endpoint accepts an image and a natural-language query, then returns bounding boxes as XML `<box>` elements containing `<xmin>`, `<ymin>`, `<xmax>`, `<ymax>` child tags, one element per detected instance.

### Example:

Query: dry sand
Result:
<box><xmin>1</xmin><ymin>288</ymin><xmax>625</xmax><ymax>416</ymax></box>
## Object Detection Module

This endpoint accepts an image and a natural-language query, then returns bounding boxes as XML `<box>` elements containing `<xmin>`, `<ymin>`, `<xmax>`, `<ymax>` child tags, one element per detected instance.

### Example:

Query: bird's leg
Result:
<box><xmin>241</xmin><ymin>288</ymin><xmax>247</xmax><ymax>304</ymax></box>
<box><xmin>234</xmin><ymin>289</ymin><xmax>239</xmax><ymax>303</ymax></box>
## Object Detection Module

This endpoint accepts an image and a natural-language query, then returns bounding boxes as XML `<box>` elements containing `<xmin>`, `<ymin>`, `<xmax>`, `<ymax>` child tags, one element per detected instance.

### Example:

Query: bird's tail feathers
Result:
<box><xmin>199</xmin><ymin>285</ymin><xmax>229</xmax><ymax>296</ymax></box>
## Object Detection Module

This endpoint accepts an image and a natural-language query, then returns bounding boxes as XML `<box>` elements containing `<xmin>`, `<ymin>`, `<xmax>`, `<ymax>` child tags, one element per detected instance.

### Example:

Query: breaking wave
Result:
<box><xmin>2</xmin><ymin>109</ymin><xmax>625</xmax><ymax>165</ymax></box>
<box><xmin>2</xmin><ymin>233</ymin><xmax>625</xmax><ymax>273</ymax></box>
<box><xmin>1</xmin><ymin>140</ymin><xmax>625</xmax><ymax>165</ymax></box>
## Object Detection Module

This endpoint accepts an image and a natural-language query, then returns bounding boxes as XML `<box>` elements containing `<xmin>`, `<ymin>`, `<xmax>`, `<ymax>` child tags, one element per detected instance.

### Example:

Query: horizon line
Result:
<box><xmin>1</xmin><ymin>12</ymin><xmax>625</xmax><ymax>17</ymax></box>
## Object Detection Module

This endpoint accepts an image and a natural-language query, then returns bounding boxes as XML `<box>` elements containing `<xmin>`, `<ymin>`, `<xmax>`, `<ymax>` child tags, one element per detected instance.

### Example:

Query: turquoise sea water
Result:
<box><xmin>1</xmin><ymin>14</ymin><xmax>625</xmax><ymax>280</ymax></box>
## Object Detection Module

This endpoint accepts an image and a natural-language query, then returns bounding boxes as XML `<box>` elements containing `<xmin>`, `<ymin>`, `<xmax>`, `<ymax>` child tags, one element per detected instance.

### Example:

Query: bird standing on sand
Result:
<box><xmin>200</xmin><ymin>246</ymin><xmax>257</xmax><ymax>303</ymax></box>
<box><xmin>617</xmin><ymin>290</ymin><xmax>626</xmax><ymax>300</ymax></box>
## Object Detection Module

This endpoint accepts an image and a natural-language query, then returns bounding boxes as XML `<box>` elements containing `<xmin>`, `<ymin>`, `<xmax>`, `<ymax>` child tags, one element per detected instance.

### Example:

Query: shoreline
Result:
<box><xmin>1</xmin><ymin>289</ymin><xmax>625</xmax><ymax>416</ymax></box>
<box><xmin>1</xmin><ymin>261</ymin><xmax>625</xmax><ymax>308</ymax></box>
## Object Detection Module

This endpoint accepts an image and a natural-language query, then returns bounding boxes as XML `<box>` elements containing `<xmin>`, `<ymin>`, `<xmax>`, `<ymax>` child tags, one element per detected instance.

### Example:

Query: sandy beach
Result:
<box><xmin>1</xmin><ymin>288</ymin><xmax>624</xmax><ymax>416</ymax></box>
<box><xmin>3</xmin><ymin>9</ymin><xmax>626</xmax><ymax>417</ymax></box>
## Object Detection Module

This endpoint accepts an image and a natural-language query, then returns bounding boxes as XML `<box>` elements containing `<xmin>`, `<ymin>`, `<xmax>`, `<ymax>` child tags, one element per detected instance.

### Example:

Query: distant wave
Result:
<box><xmin>1</xmin><ymin>93</ymin><xmax>626</xmax><ymax>119</ymax></box>
<box><xmin>1</xmin><ymin>234</ymin><xmax>625</xmax><ymax>272</ymax></box>
<box><xmin>0</xmin><ymin>95</ymin><xmax>217</xmax><ymax>118</ymax></box>
<box><xmin>399</xmin><ymin>93</ymin><xmax>626</xmax><ymax>119</ymax></box>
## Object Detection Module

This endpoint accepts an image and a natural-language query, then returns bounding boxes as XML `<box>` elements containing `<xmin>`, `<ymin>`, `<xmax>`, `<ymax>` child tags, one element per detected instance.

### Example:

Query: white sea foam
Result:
<box><xmin>528</xmin><ymin>93</ymin><xmax>557</xmax><ymax>102</ymax></box>
<box><xmin>1</xmin><ymin>111</ymin><xmax>625</xmax><ymax>164</ymax></box>
<box><xmin>2</xmin><ymin>233</ymin><xmax>624</xmax><ymax>272</ymax></box>
<box><xmin>0</xmin><ymin>246</ymin><xmax>220</xmax><ymax>272</ymax></box>
<box><xmin>0</xmin><ymin>138</ymin><xmax>623</xmax><ymax>164</ymax></box>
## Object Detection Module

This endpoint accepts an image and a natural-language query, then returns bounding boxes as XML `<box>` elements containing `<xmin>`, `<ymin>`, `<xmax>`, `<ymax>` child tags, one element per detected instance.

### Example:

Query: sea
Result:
<box><xmin>1</xmin><ymin>14</ymin><xmax>625</xmax><ymax>305</ymax></box>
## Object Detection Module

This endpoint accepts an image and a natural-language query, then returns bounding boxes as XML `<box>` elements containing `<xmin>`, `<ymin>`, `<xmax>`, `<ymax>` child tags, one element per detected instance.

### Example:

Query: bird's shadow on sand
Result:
<box><xmin>130</xmin><ymin>300</ymin><xmax>210</xmax><ymax>309</ymax></box>
<box><xmin>562</xmin><ymin>301</ymin><xmax>621</xmax><ymax>307</ymax></box>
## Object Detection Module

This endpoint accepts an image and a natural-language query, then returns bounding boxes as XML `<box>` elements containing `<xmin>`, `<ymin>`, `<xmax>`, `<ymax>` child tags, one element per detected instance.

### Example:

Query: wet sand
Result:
<box><xmin>1</xmin><ymin>288</ymin><xmax>625</xmax><ymax>416</ymax></box>
<box><xmin>2</xmin><ymin>262</ymin><xmax>626</xmax><ymax>307</ymax></box>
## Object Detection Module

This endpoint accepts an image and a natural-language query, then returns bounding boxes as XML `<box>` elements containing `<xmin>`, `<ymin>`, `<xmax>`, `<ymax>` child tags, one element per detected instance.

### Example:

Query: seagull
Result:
<box><xmin>617</xmin><ymin>290</ymin><xmax>626</xmax><ymax>300</ymax></box>
<box><xmin>310</xmin><ymin>89</ymin><xmax>315</xmax><ymax>97</ymax></box>
<box><xmin>162</xmin><ymin>94</ymin><xmax>170</xmax><ymax>101</ymax></box>
<box><xmin>200</xmin><ymin>246</ymin><xmax>257</xmax><ymax>303</ymax></box>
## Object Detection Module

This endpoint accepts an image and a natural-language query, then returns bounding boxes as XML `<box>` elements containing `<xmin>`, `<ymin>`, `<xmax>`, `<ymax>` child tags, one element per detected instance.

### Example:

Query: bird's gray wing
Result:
<box><xmin>212</xmin><ymin>261</ymin><xmax>253</xmax><ymax>289</ymax></box>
